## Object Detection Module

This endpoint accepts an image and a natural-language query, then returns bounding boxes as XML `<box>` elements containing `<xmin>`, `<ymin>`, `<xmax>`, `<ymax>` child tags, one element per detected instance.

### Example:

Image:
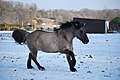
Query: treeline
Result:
<box><xmin>0</xmin><ymin>0</ymin><xmax>120</xmax><ymax>25</ymax></box>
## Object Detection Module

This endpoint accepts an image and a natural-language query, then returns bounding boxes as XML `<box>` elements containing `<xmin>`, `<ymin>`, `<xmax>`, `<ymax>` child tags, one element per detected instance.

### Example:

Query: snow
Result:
<box><xmin>0</xmin><ymin>31</ymin><xmax>120</xmax><ymax>80</ymax></box>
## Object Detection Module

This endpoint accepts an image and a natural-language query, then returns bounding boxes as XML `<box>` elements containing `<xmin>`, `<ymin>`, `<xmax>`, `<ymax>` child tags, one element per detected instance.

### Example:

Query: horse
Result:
<box><xmin>12</xmin><ymin>21</ymin><xmax>89</xmax><ymax>72</ymax></box>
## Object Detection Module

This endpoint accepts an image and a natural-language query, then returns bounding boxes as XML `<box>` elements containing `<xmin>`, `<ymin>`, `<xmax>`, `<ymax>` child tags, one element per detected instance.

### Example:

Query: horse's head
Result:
<box><xmin>58</xmin><ymin>21</ymin><xmax>89</xmax><ymax>44</ymax></box>
<box><xmin>72</xmin><ymin>21</ymin><xmax>89</xmax><ymax>44</ymax></box>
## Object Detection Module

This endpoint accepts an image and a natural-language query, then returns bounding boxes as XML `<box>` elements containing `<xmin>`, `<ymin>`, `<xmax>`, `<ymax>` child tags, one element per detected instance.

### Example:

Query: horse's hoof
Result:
<box><xmin>70</xmin><ymin>67</ymin><xmax>77</xmax><ymax>72</ymax></box>
<box><xmin>27</xmin><ymin>65</ymin><xmax>34</xmax><ymax>69</ymax></box>
<box><xmin>39</xmin><ymin>67</ymin><xmax>45</xmax><ymax>71</ymax></box>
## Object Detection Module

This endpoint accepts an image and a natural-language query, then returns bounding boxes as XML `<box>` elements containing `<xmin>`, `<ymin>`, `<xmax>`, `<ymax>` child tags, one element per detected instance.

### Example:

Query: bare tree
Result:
<box><xmin>0</xmin><ymin>0</ymin><xmax>120</xmax><ymax>25</ymax></box>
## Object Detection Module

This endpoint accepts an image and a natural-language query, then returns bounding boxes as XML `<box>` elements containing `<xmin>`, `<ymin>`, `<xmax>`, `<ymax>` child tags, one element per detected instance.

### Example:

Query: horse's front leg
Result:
<box><xmin>65</xmin><ymin>50</ymin><xmax>77</xmax><ymax>72</ymax></box>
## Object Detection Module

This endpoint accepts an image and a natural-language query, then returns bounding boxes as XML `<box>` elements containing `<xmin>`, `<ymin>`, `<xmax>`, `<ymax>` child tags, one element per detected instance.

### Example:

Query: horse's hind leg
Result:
<box><xmin>30</xmin><ymin>50</ymin><xmax>45</xmax><ymax>71</ymax></box>
<box><xmin>27</xmin><ymin>53</ymin><xmax>33</xmax><ymax>69</ymax></box>
<box><xmin>32</xmin><ymin>55</ymin><xmax>45</xmax><ymax>71</ymax></box>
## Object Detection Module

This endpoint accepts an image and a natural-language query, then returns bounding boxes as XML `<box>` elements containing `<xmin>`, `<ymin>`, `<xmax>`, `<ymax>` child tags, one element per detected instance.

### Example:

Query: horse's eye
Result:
<box><xmin>80</xmin><ymin>31</ymin><xmax>83</xmax><ymax>33</ymax></box>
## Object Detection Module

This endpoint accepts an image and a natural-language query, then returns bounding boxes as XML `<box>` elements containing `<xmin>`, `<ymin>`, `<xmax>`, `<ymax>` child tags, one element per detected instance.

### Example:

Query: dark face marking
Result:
<box><xmin>75</xmin><ymin>26</ymin><xmax>89</xmax><ymax>44</ymax></box>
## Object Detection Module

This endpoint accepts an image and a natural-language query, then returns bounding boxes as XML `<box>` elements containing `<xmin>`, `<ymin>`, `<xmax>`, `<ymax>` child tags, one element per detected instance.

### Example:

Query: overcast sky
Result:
<box><xmin>5</xmin><ymin>0</ymin><xmax>120</xmax><ymax>10</ymax></box>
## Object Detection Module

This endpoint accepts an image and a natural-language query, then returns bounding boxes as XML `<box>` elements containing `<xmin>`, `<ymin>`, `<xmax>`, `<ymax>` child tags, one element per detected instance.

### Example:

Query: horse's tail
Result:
<box><xmin>12</xmin><ymin>29</ymin><xmax>29</xmax><ymax>44</ymax></box>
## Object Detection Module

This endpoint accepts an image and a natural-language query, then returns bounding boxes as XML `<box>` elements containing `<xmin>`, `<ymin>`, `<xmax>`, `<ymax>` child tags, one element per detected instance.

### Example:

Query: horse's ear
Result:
<box><xmin>83</xmin><ymin>23</ymin><xmax>86</xmax><ymax>26</ymax></box>
<box><xmin>73</xmin><ymin>21</ymin><xmax>81</xmax><ymax>29</ymax></box>
<box><xmin>75</xmin><ymin>22</ymin><xmax>79</xmax><ymax>26</ymax></box>
<box><xmin>66</xmin><ymin>21</ymin><xmax>70</xmax><ymax>23</ymax></box>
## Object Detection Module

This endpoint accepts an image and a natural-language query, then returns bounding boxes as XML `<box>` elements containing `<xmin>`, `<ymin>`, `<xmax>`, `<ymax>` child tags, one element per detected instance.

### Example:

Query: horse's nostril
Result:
<box><xmin>84</xmin><ymin>40</ymin><xmax>89</xmax><ymax>44</ymax></box>
<box><xmin>84</xmin><ymin>42</ymin><xmax>87</xmax><ymax>44</ymax></box>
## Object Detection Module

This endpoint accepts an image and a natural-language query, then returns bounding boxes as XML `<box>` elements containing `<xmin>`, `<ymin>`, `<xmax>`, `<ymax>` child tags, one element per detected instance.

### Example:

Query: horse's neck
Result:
<box><xmin>57</xmin><ymin>29</ymin><xmax>75</xmax><ymax>42</ymax></box>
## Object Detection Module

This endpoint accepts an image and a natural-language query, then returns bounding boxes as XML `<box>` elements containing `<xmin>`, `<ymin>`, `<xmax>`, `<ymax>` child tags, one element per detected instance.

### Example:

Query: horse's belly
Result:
<box><xmin>37</xmin><ymin>44</ymin><xmax>59</xmax><ymax>53</ymax></box>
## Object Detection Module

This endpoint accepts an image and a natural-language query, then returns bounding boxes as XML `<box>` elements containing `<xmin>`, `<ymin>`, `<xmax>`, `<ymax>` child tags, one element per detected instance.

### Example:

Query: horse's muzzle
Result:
<box><xmin>83</xmin><ymin>39</ymin><xmax>89</xmax><ymax>44</ymax></box>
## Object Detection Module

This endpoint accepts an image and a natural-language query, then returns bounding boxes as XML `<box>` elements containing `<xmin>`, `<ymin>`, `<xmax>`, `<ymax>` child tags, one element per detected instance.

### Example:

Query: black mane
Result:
<box><xmin>60</xmin><ymin>21</ymin><xmax>73</xmax><ymax>29</ymax></box>
<box><xmin>54</xmin><ymin>20</ymin><xmax>83</xmax><ymax>32</ymax></box>
<box><xmin>54</xmin><ymin>21</ymin><xmax>73</xmax><ymax>31</ymax></box>
<box><xmin>59</xmin><ymin>21</ymin><xmax>83</xmax><ymax>29</ymax></box>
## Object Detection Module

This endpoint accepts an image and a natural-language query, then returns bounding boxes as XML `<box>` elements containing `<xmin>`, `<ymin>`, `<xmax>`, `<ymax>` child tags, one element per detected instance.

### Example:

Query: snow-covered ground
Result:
<box><xmin>0</xmin><ymin>31</ymin><xmax>120</xmax><ymax>80</ymax></box>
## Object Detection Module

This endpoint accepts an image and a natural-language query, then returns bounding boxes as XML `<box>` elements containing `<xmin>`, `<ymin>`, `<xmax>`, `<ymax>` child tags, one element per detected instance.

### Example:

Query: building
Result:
<box><xmin>32</xmin><ymin>18</ymin><xmax>59</xmax><ymax>30</ymax></box>
<box><xmin>73</xmin><ymin>18</ymin><xmax>109</xmax><ymax>33</ymax></box>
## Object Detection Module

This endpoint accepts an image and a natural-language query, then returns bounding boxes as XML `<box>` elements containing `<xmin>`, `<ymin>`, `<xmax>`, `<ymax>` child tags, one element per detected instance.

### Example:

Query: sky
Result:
<box><xmin>5</xmin><ymin>0</ymin><xmax>120</xmax><ymax>10</ymax></box>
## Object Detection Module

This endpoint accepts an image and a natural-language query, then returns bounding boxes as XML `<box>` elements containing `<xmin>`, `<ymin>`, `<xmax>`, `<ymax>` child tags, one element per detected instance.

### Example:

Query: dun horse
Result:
<box><xmin>12</xmin><ymin>21</ymin><xmax>89</xmax><ymax>72</ymax></box>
